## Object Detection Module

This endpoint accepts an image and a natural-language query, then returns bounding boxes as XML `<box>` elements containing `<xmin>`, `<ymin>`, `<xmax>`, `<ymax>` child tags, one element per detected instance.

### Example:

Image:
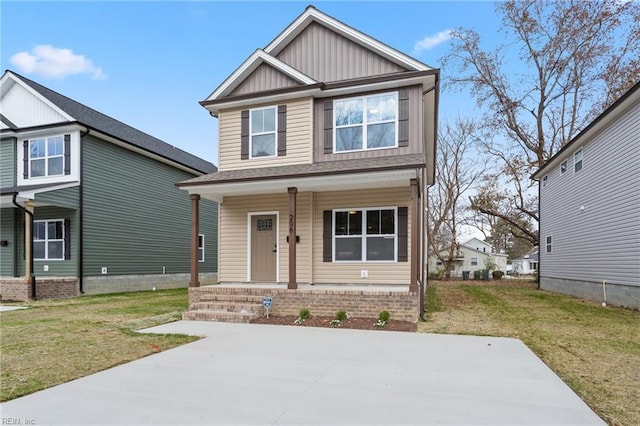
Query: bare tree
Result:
<box><xmin>442</xmin><ymin>0</ymin><xmax>640</xmax><ymax>245</ymax></box>
<box><xmin>427</xmin><ymin>119</ymin><xmax>484</xmax><ymax>278</ymax></box>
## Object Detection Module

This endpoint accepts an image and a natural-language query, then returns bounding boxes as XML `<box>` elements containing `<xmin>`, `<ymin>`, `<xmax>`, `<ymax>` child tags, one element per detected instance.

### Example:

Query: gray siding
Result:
<box><xmin>1</xmin><ymin>137</ymin><xmax>16</xmax><ymax>187</ymax></box>
<box><xmin>313</xmin><ymin>85</ymin><xmax>423</xmax><ymax>162</ymax></box>
<box><xmin>276</xmin><ymin>22</ymin><xmax>406</xmax><ymax>82</ymax></box>
<box><xmin>35</xmin><ymin>186</ymin><xmax>80</xmax><ymax>209</ymax></box>
<box><xmin>82</xmin><ymin>135</ymin><xmax>217</xmax><ymax>278</ymax></box>
<box><xmin>0</xmin><ymin>208</ymin><xmax>16</xmax><ymax>276</ymax></box>
<box><xmin>539</xmin><ymin>101</ymin><xmax>640</xmax><ymax>287</ymax></box>
<box><xmin>16</xmin><ymin>206</ymin><xmax>78</xmax><ymax>277</ymax></box>
<box><xmin>230</xmin><ymin>63</ymin><xmax>300</xmax><ymax>96</ymax></box>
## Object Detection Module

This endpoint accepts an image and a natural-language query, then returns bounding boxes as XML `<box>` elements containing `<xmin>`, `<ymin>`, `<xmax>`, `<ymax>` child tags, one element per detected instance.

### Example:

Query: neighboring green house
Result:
<box><xmin>0</xmin><ymin>70</ymin><xmax>218</xmax><ymax>301</ymax></box>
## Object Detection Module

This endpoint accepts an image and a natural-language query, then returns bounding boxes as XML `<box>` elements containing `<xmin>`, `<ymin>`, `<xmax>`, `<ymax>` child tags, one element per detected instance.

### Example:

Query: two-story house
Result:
<box><xmin>0</xmin><ymin>70</ymin><xmax>218</xmax><ymax>301</ymax></box>
<box><xmin>178</xmin><ymin>6</ymin><xmax>439</xmax><ymax>322</ymax></box>
<box><xmin>532</xmin><ymin>81</ymin><xmax>639</xmax><ymax>309</ymax></box>
<box><xmin>428</xmin><ymin>237</ymin><xmax>508</xmax><ymax>278</ymax></box>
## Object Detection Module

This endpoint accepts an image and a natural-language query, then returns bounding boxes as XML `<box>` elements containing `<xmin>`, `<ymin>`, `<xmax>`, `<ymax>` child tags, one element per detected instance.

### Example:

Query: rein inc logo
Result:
<box><xmin>2</xmin><ymin>418</ymin><xmax>35</xmax><ymax>425</ymax></box>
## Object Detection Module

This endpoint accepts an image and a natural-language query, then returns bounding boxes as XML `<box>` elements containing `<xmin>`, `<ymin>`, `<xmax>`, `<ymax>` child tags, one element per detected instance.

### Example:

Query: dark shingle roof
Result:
<box><xmin>8</xmin><ymin>71</ymin><xmax>216</xmax><ymax>174</ymax></box>
<box><xmin>177</xmin><ymin>153</ymin><xmax>426</xmax><ymax>187</ymax></box>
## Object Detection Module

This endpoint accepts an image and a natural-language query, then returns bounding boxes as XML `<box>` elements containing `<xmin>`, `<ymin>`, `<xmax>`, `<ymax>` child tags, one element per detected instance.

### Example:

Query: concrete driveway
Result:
<box><xmin>1</xmin><ymin>321</ymin><xmax>604</xmax><ymax>425</ymax></box>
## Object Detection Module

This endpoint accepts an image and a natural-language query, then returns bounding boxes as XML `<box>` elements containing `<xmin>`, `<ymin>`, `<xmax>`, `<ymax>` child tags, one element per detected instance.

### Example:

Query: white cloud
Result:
<box><xmin>413</xmin><ymin>29</ymin><xmax>454</xmax><ymax>55</ymax></box>
<box><xmin>9</xmin><ymin>45</ymin><xmax>107</xmax><ymax>80</ymax></box>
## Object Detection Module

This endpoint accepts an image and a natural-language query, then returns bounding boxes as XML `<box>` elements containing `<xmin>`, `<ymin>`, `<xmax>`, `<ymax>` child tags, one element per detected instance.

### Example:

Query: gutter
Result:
<box><xmin>12</xmin><ymin>193</ymin><xmax>36</xmax><ymax>300</ymax></box>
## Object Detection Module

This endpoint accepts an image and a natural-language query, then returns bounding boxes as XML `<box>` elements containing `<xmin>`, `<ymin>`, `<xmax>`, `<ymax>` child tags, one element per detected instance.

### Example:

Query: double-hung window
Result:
<box><xmin>34</xmin><ymin>220</ymin><xmax>64</xmax><ymax>260</ymax></box>
<box><xmin>334</xmin><ymin>92</ymin><xmax>398</xmax><ymax>152</ymax></box>
<box><xmin>546</xmin><ymin>236</ymin><xmax>552</xmax><ymax>253</ymax></box>
<box><xmin>250</xmin><ymin>106</ymin><xmax>277</xmax><ymax>158</ymax></box>
<box><xmin>333</xmin><ymin>208</ymin><xmax>396</xmax><ymax>262</ymax></box>
<box><xmin>30</xmin><ymin>136</ymin><xmax>64</xmax><ymax>178</ymax></box>
<box><xmin>574</xmin><ymin>148</ymin><xmax>583</xmax><ymax>173</ymax></box>
<box><xmin>198</xmin><ymin>234</ymin><xmax>205</xmax><ymax>262</ymax></box>
<box><xmin>470</xmin><ymin>257</ymin><xmax>478</xmax><ymax>266</ymax></box>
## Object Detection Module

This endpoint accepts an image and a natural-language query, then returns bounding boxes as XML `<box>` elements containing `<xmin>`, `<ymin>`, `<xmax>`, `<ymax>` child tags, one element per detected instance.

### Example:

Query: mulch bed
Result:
<box><xmin>251</xmin><ymin>315</ymin><xmax>417</xmax><ymax>332</ymax></box>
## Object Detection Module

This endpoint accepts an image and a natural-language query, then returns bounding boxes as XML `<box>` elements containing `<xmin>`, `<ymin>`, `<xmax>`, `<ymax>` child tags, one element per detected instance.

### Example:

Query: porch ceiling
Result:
<box><xmin>188</xmin><ymin>168</ymin><xmax>419</xmax><ymax>203</ymax></box>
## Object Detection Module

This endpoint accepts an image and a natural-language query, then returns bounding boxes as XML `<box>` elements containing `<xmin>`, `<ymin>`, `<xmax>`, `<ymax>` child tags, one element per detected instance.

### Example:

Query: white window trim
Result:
<box><xmin>470</xmin><ymin>257</ymin><xmax>478</xmax><ymax>266</ymax></box>
<box><xmin>29</xmin><ymin>136</ymin><xmax>65</xmax><ymax>179</ymax></box>
<box><xmin>560</xmin><ymin>160</ymin><xmax>568</xmax><ymax>175</ymax></box>
<box><xmin>34</xmin><ymin>219</ymin><xmax>65</xmax><ymax>260</ymax></box>
<box><xmin>17</xmin><ymin>129</ymin><xmax>79</xmax><ymax>187</ymax></box>
<box><xmin>249</xmin><ymin>106</ymin><xmax>278</xmax><ymax>159</ymax></box>
<box><xmin>332</xmin><ymin>207</ymin><xmax>398</xmax><ymax>263</ymax></box>
<box><xmin>198</xmin><ymin>234</ymin><xmax>205</xmax><ymax>263</ymax></box>
<box><xmin>546</xmin><ymin>236</ymin><xmax>552</xmax><ymax>253</ymax></box>
<box><xmin>333</xmin><ymin>92</ymin><xmax>399</xmax><ymax>153</ymax></box>
<box><xmin>574</xmin><ymin>148</ymin><xmax>583</xmax><ymax>173</ymax></box>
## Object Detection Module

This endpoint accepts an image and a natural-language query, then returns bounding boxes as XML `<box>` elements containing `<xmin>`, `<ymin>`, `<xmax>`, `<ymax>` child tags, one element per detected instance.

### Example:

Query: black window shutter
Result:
<box><xmin>240</xmin><ymin>110</ymin><xmax>249</xmax><ymax>160</ymax></box>
<box><xmin>277</xmin><ymin>105</ymin><xmax>286</xmax><ymax>157</ymax></box>
<box><xmin>397</xmin><ymin>207</ymin><xmax>408</xmax><ymax>262</ymax></box>
<box><xmin>323</xmin><ymin>210</ymin><xmax>332</xmax><ymax>262</ymax></box>
<box><xmin>64</xmin><ymin>218</ymin><xmax>71</xmax><ymax>260</ymax></box>
<box><xmin>63</xmin><ymin>134</ymin><xmax>71</xmax><ymax>175</ymax></box>
<box><xmin>323</xmin><ymin>101</ymin><xmax>333</xmax><ymax>154</ymax></box>
<box><xmin>23</xmin><ymin>140</ymin><xmax>29</xmax><ymax>179</ymax></box>
<box><xmin>398</xmin><ymin>89</ymin><xmax>410</xmax><ymax>147</ymax></box>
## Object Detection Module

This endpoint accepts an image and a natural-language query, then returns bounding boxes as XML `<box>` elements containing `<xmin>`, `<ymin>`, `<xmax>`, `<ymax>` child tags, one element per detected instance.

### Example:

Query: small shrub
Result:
<box><xmin>329</xmin><ymin>319</ymin><xmax>342</xmax><ymax>327</ymax></box>
<box><xmin>378</xmin><ymin>310</ymin><xmax>391</xmax><ymax>322</ymax></box>
<box><xmin>473</xmin><ymin>270</ymin><xmax>482</xmax><ymax>280</ymax></box>
<box><xmin>299</xmin><ymin>308</ymin><xmax>311</xmax><ymax>320</ymax></box>
<box><xmin>335</xmin><ymin>310</ymin><xmax>349</xmax><ymax>321</ymax></box>
<box><xmin>492</xmin><ymin>270</ymin><xmax>504</xmax><ymax>280</ymax></box>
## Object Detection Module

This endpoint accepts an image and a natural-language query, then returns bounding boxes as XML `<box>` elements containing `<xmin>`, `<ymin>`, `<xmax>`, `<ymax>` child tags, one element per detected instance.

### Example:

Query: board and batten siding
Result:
<box><xmin>0</xmin><ymin>81</ymin><xmax>67</xmax><ymax>128</ymax></box>
<box><xmin>230</xmin><ymin>63</ymin><xmax>300</xmax><ymax>96</ymax></box>
<box><xmin>0</xmin><ymin>208</ymin><xmax>17</xmax><ymax>276</ymax></box>
<box><xmin>313</xmin><ymin>85</ymin><xmax>424</xmax><ymax>162</ymax></box>
<box><xmin>276</xmin><ymin>21</ymin><xmax>406</xmax><ymax>82</ymax></box>
<box><xmin>219</xmin><ymin>192</ymin><xmax>312</xmax><ymax>283</ymax></box>
<box><xmin>539</xmin><ymin>101</ymin><xmax>640</xmax><ymax>287</ymax></box>
<box><xmin>15</xmin><ymin>206</ymin><xmax>78</xmax><ymax>277</ymax></box>
<box><xmin>313</xmin><ymin>188</ymin><xmax>412</xmax><ymax>285</ymax></box>
<box><xmin>0</xmin><ymin>137</ymin><xmax>16</xmax><ymax>187</ymax></box>
<box><xmin>82</xmin><ymin>135</ymin><xmax>217</xmax><ymax>277</ymax></box>
<box><xmin>218</xmin><ymin>97</ymin><xmax>313</xmax><ymax>171</ymax></box>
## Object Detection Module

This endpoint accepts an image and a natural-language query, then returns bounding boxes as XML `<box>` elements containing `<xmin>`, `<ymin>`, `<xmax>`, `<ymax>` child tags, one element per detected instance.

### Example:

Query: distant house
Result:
<box><xmin>510</xmin><ymin>250</ymin><xmax>538</xmax><ymax>276</ymax></box>
<box><xmin>532</xmin><ymin>81</ymin><xmax>640</xmax><ymax>309</ymax></box>
<box><xmin>0</xmin><ymin>70</ymin><xmax>218</xmax><ymax>301</ymax></box>
<box><xmin>176</xmin><ymin>6</ymin><xmax>439</xmax><ymax>322</ymax></box>
<box><xmin>428</xmin><ymin>237</ymin><xmax>508</xmax><ymax>278</ymax></box>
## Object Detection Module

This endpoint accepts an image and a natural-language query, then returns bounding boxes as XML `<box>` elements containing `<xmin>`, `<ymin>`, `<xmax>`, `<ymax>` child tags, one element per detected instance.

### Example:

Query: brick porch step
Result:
<box><xmin>183</xmin><ymin>289</ymin><xmax>266</xmax><ymax>323</ymax></box>
<box><xmin>182</xmin><ymin>310</ymin><xmax>260</xmax><ymax>323</ymax></box>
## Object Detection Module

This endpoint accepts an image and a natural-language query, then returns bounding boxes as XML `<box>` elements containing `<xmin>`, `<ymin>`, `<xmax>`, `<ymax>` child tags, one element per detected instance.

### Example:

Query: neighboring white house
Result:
<box><xmin>510</xmin><ymin>250</ymin><xmax>538</xmax><ymax>276</ymax></box>
<box><xmin>429</xmin><ymin>237</ymin><xmax>508</xmax><ymax>278</ymax></box>
<box><xmin>532</xmin><ymin>81</ymin><xmax>640</xmax><ymax>309</ymax></box>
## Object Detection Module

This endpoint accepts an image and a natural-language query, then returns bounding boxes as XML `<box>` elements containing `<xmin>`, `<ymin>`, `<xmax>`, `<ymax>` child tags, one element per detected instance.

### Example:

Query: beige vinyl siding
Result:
<box><xmin>218</xmin><ymin>98</ymin><xmax>313</xmax><ymax>171</ymax></box>
<box><xmin>313</xmin><ymin>85</ymin><xmax>424</xmax><ymax>161</ymax></box>
<box><xmin>313</xmin><ymin>187</ymin><xmax>411</xmax><ymax>285</ymax></box>
<box><xmin>276</xmin><ymin>22</ymin><xmax>406</xmax><ymax>82</ymax></box>
<box><xmin>219</xmin><ymin>192</ymin><xmax>312</xmax><ymax>283</ymax></box>
<box><xmin>230</xmin><ymin>63</ymin><xmax>300</xmax><ymax>96</ymax></box>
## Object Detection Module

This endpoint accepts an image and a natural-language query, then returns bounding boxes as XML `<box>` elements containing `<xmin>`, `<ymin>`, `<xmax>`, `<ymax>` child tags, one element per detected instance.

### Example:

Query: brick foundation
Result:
<box><xmin>0</xmin><ymin>277</ymin><xmax>78</xmax><ymax>302</ymax></box>
<box><xmin>189</xmin><ymin>285</ymin><xmax>420</xmax><ymax>322</ymax></box>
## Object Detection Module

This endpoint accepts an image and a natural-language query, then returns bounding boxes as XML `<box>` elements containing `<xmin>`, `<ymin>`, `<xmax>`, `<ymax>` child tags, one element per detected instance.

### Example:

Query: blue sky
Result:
<box><xmin>1</xmin><ymin>1</ymin><xmax>501</xmax><ymax>166</ymax></box>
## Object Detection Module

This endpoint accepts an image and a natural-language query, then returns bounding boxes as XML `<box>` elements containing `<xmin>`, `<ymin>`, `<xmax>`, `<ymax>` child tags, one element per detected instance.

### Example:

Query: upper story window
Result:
<box><xmin>574</xmin><ymin>148</ymin><xmax>583</xmax><ymax>173</ymax></box>
<box><xmin>250</xmin><ymin>106</ymin><xmax>277</xmax><ymax>158</ymax></box>
<box><xmin>560</xmin><ymin>160</ymin><xmax>568</xmax><ymax>175</ymax></box>
<box><xmin>470</xmin><ymin>257</ymin><xmax>478</xmax><ymax>266</ymax></box>
<box><xmin>30</xmin><ymin>136</ymin><xmax>64</xmax><ymax>177</ymax></box>
<box><xmin>542</xmin><ymin>175</ymin><xmax>548</xmax><ymax>187</ymax></box>
<box><xmin>546</xmin><ymin>236</ymin><xmax>552</xmax><ymax>253</ymax></box>
<box><xmin>334</xmin><ymin>92</ymin><xmax>398</xmax><ymax>153</ymax></box>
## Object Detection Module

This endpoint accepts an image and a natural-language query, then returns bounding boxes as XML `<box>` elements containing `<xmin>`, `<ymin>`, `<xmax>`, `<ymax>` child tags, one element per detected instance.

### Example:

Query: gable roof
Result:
<box><xmin>204</xmin><ymin>6</ymin><xmax>434</xmax><ymax>104</ymax></box>
<box><xmin>533</xmin><ymin>80</ymin><xmax>640</xmax><ymax>180</ymax></box>
<box><xmin>2</xmin><ymin>70</ymin><xmax>216</xmax><ymax>175</ymax></box>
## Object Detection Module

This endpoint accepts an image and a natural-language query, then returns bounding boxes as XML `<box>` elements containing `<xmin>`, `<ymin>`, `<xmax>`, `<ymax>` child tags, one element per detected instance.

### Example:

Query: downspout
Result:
<box><xmin>537</xmin><ymin>177</ymin><xmax>541</xmax><ymax>290</ymax></box>
<box><xmin>12</xmin><ymin>193</ymin><xmax>36</xmax><ymax>300</ymax></box>
<box><xmin>78</xmin><ymin>128</ymin><xmax>90</xmax><ymax>293</ymax></box>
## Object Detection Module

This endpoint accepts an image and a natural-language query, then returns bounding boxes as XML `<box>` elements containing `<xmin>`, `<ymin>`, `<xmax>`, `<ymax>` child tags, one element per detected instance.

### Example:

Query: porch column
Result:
<box><xmin>24</xmin><ymin>202</ymin><xmax>34</xmax><ymax>285</ymax></box>
<box><xmin>288</xmin><ymin>187</ymin><xmax>297</xmax><ymax>289</ymax></box>
<box><xmin>189</xmin><ymin>194</ymin><xmax>200</xmax><ymax>288</ymax></box>
<box><xmin>410</xmin><ymin>179</ymin><xmax>419</xmax><ymax>293</ymax></box>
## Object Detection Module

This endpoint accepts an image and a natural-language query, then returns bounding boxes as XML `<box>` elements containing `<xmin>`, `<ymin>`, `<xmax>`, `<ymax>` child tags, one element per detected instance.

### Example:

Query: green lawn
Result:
<box><xmin>420</xmin><ymin>282</ymin><xmax>640</xmax><ymax>426</ymax></box>
<box><xmin>0</xmin><ymin>289</ymin><xmax>198</xmax><ymax>402</ymax></box>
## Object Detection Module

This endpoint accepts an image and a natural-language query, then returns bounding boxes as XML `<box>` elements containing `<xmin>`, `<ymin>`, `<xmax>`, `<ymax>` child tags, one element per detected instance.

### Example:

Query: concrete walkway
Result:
<box><xmin>1</xmin><ymin>321</ymin><xmax>604</xmax><ymax>425</ymax></box>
